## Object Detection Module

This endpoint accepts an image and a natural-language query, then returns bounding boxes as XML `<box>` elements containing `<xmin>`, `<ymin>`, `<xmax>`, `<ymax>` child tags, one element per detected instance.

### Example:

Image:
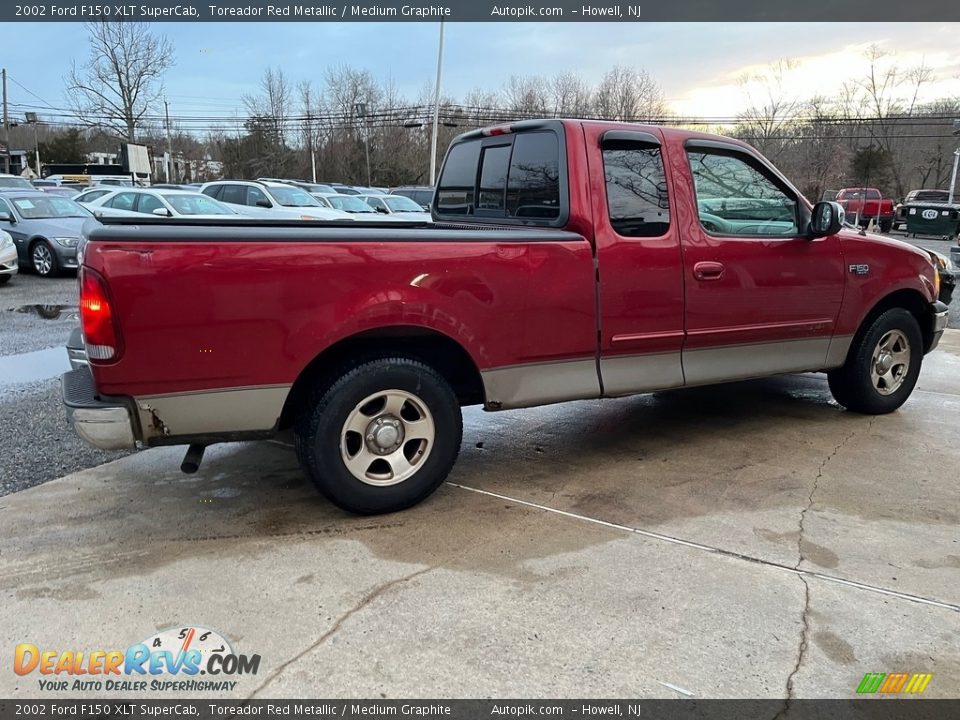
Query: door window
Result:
<box><xmin>0</xmin><ymin>197</ymin><xmax>13</xmax><ymax>220</ymax></box>
<box><xmin>602</xmin><ymin>140</ymin><xmax>670</xmax><ymax>237</ymax></box>
<box><xmin>219</xmin><ymin>185</ymin><xmax>246</xmax><ymax>206</ymax></box>
<box><xmin>687</xmin><ymin>150</ymin><xmax>799</xmax><ymax>236</ymax></box>
<box><xmin>137</xmin><ymin>194</ymin><xmax>165</xmax><ymax>215</ymax></box>
<box><xmin>107</xmin><ymin>192</ymin><xmax>137</xmax><ymax>211</ymax></box>
<box><xmin>246</xmin><ymin>187</ymin><xmax>270</xmax><ymax>207</ymax></box>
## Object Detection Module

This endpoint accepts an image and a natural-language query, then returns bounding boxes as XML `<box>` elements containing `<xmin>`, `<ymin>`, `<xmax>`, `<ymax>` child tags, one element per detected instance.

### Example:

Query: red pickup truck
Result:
<box><xmin>835</xmin><ymin>187</ymin><xmax>895</xmax><ymax>233</ymax></box>
<box><xmin>64</xmin><ymin>120</ymin><xmax>948</xmax><ymax>514</ymax></box>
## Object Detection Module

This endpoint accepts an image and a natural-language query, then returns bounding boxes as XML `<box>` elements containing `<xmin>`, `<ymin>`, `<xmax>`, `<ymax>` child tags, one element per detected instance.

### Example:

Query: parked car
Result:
<box><xmin>835</xmin><ymin>187</ymin><xmax>895</xmax><ymax>232</ymax></box>
<box><xmin>0</xmin><ymin>190</ymin><xmax>91</xmax><ymax>277</ymax></box>
<box><xmin>258</xmin><ymin>178</ymin><xmax>339</xmax><ymax>195</ymax></box>
<box><xmin>356</xmin><ymin>193</ymin><xmax>432</xmax><ymax>221</ymax></box>
<box><xmin>83</xmin><ymin>188</ymin><xmax>238</xmax><ymax>218</ymax></box>
<box><xmin>926</xmin><ymin>250</ymin><xmax>956</xmax><ymax>305</ymax></box>
<box><xmin>39</xmin><ymin>186</ymin><xmax>81</xmax><ymax>198</ymax></box>
<box><xmin>390</xmin><ymin>186</ymin><xmax>434</xmax><ymax>210</ymax></box>
<box><xmin>894</xmin><ymin>189</ymin><xmax>951</xmax><ymax>231</ymax></box>
<box><xmin>200</xmin><ymin>180</ymin><xmax>352</xmax><ymax>221</ymax></box>
<box><xmin>74</xmin><ymin>188</ymin><xmax>116</xmax><ymax>205</ymax></box>
<box><xmin>149</xmin><ymin>183</ymin><xmax>191</xmax><ymax>190</ymax></box>
<box><xmin>314</xmin><ymin>192</ymin><xmax>391</xmax><ymax>220</ymax></box>
<box><xmin>64</xmin><ymin>119</ymin><xmax>947</xmax><ymax>515</ymax></box>
<box><xmin>329</xmin><ymin>183</ymin><xmax>362</xmax><ymax>195</ymax></box>
<box><xmin>32</xmin><ymin>180</ymin><xmax>59</xmax><ymax>189</ymax></box>
<box><xmin>0</xmin><ymin>174</ymin><xmax>36</xmax><ymax>190</ymax></box>
<box><xmin>0</xmin><ymin>229</ymin><xmax>17</xmax><ymax>284</ymax></box>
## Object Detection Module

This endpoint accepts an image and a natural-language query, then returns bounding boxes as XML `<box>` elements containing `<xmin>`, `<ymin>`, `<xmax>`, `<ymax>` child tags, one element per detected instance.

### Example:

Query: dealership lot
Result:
<box><xmin>1</xmin><ymin>320</ymin><xmax>958</xmax><ymax>697</ymax></box>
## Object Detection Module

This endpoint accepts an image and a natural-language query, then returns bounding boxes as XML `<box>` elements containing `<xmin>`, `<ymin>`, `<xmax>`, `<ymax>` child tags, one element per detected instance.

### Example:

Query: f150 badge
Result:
<box><xmin>849</xmin><ymin>264</ymin><xmax>870</xmax><ymax>276</ymax></box>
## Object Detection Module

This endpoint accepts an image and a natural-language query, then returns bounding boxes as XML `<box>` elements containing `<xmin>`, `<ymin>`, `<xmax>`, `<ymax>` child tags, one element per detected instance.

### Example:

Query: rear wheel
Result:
<box><xmin>879</xmin><ymin>219</ymin><xmax>893</xmax><ymax>233</ymax></box>
<box><xmin>294</xmin><ymin>357</ymin><xmax>463</xmax><ymax>515</ymax></box>
<box><xmin>31</xmin><ymin>240</ymin><xmax>59</xmax><ymax>277</ymax></box>
<box><xmin>828</xmin><ymin>308</ymin><xmax>923</xmax><ymax>414</ymax></box>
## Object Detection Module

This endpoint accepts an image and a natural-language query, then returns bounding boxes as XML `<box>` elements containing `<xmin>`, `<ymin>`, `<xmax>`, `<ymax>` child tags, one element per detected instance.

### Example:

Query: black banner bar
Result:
<box><xmin>3</xmin><ymin>0</ymin><xmax>960</xmax><ymax>22</ymax></box>
<box><xmin>0</xmin><ymin>700</ymin><xmax>957</xmax><ymax>720</ymax></box>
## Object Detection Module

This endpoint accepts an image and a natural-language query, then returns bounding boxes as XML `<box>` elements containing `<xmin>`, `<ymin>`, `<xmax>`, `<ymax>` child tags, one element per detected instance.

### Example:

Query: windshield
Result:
<box><xmin>11</xmin><ymin>196</ymin><xmax>89</xmax><ymax>219</ymax></box>
<box><xmin>383</xmin><ymin>196</ymin><xmax>425</xmax><ymax>212</ymax></box>
<box><xmin>328</xmin><ymin>195</ymin><xmax>375</xmax><ymax>212</ymax></box>
<box><xmin>163</xmin><ymin>193</ymin><xmax>234</xmax><ymax>215</ymax></box>
<box><xmin>845</xmin><ymin>189</ymin><xmax>881</xmax><ymax>200</ymax></box>
<box><xmin>0</xmin><ymin>177</ymin><xmax>36</xmax><ymax>189</ymax></box>
<box><xmin>268</xmin><ymin>186</ymin><xmax>320</xmax><ymax>207</ymax></box>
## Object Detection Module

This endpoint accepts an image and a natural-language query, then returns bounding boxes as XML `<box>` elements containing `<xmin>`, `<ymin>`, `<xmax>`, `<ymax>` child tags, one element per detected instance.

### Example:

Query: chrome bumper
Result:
<box><xmin>66</xmin><ymin>326</ymin><xmax>88</xmax><ymax>370</ymax></box>
<box><xmin>929</xmin><ymin>301</ymin><xmax>949</xmax><ymax>352</ymax></box>
<box><xmin>62</xmin><ymin>367</ymin><xmax>136</xmax><ymax>450</ymax></box>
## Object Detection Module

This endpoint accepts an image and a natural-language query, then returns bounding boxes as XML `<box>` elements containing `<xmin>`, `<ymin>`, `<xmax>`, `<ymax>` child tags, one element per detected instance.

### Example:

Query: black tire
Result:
<box><xmin>0</xmin><ymin>275</ymin><xmax>10</xmax><ymax>285</ymax></box>
<box><xmin>827</xmin><ymin>308</ymin><xmax>923</xmax><ymax>414</ymax></box>
<box><xmin>879</xmin><ymin>219</ymin><xmax>893</xmax><ymax>233</ymax></box>
<box><xmin>30</xmin><ymin>239</ymin><xmax>60</xmax><ymax>277</ymax></box>
<box><xmin>294</xmin><ymin>357</ymin><xmax>463</xmax><ymax>515</ymax></box>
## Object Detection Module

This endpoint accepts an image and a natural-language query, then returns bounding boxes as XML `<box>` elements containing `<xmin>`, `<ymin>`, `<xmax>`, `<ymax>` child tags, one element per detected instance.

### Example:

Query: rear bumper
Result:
<box><xmin>929</xmin><ymin>301</ymin><xmax>949</xmax><ymax>352</ymax></box>
<box><xmin>66</xmin><ymin>326</ymin><xmax>88</xmax><ymax>370</ymax></box>
<box><xmin>62</xmin><ymin>367</ymin><xmax>137</xmax><ymax>450</ymax></box>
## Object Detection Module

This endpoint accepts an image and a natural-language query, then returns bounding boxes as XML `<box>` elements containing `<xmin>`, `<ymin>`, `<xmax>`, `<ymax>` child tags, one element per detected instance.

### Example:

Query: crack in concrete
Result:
<box><xmin>245</xmin><ymin>566</ymin><xmax>433</xmax><ymax>699</ymax></box>
<box><xmin>780</xmin><ymin>421</ymin><xmax>870</xmax><ymax>708</ymax></box>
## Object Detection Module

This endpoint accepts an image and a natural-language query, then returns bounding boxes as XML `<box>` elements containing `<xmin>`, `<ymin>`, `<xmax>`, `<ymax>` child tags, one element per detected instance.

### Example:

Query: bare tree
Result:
<box><xmin>549</xmin><ymin>72</ymin><xmax>593</xmax><ymax>117</ymax></box>
<box><xmin>735</xmin><ymin>59</ymin><xmax>802</xmax><ymax>160</ymax></box>
<box><xmin>66</xmin><ymin>21</ymin><xmax>174</xmax><ymax>142</ymax></box>
<box><xmin>593</xmin><ymin>66</ymin><xmax>665</xmax><ymax>121</ymax></box>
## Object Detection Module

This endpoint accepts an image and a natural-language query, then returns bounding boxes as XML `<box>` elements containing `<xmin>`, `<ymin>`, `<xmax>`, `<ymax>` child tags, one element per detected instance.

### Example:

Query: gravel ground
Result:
<box><xmin>0</xmin><ymin>233</ymin><xmax>955</xmax><ymax>498</ymax></box>
<box><xmin>1</xmin><ymin>272</ymin><xmax>133</xmax><ymax>496</ymax></box>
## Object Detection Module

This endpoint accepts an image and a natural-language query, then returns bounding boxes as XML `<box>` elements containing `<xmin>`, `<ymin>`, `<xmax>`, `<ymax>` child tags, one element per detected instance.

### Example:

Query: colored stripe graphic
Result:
<box><xmin>857</xmin><ymin>672</ymin><xmax>932</xmax><ymax>694</ymax></box>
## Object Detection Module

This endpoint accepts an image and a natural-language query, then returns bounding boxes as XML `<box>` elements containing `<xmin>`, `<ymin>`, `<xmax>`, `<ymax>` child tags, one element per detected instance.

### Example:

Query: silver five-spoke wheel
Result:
<box><xmin>340</xmin><ymin>389</ymin><xmax>435</xmax><ymax>486</ymax></box>
<box><xmin>870</xmin><ymin>329</ymin><xmax>910</xmax><ymax>396</ymax></box>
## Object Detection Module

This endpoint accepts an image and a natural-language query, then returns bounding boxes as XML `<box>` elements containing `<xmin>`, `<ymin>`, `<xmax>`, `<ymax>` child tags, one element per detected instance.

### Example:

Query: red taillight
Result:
<box><xmin>80</xmin><ymin>268</ymin><xmax>122</xmax><ymax>362</ymax></box>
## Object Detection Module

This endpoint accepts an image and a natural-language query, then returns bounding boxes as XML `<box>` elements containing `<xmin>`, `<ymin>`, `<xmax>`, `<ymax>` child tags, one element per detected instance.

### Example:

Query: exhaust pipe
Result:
<box><xmin>180</xmin><ymin>444</ymin><xmax>206</xmax><ymax>474</ymax></box>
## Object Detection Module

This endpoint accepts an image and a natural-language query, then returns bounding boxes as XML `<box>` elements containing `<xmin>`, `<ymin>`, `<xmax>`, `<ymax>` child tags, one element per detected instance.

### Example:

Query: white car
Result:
<box><xmin>0</xmin><ymin>229</ymin><xmax>17</xmax><ymax>284</ymax></box>
<box><xmin>313</xmin><ymin>192</ymin><xmax>407</xmax><ymax>222</ymax></box>
<box><xmin>355</xmin><ymin>194</ymin><xmax>432</xmax><ymax>222</ymax></box>
<box><xmin>81</xmin><ymin>188</ymin><xmax>239</xmax><ymax>219</ymax></box>
<box><xmin>200</xmin><ymin>180</ymin><xmax>352</xmax><ymax>221</ymax></box>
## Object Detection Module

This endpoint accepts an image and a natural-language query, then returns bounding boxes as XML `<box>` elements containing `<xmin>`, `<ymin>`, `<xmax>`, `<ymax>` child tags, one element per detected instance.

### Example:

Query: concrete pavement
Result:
<box><xmin>2</xmin><ymin>332</ymin><xmax>959</xmax><ymax>699</ymax></box>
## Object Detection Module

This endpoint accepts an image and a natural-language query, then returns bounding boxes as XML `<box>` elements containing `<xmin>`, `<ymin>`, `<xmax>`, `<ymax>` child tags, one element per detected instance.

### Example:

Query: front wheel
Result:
<box><xmin>294</xmin><ymin>357</ymin><xmax>463</xmax><ymax>515</ymax></box>
<box><xmin>828</xmin><ymin>308</ymin><xmax>923</xmax><ymax>414</ymax></box>
<box><xmin>31</xmin><ymin>240</ymin><xmax>60</xmax><ymax>277</ymax></box>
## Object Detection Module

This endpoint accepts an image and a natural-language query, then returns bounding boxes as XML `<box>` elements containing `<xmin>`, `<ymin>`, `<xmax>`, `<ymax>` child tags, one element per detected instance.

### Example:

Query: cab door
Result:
<box><xmin>589</xmin><ymin>127</ymin><xmax>686</xmax><ymax>396</ymax></box>
<box><xmin>671</xmin><ymin>140</ymin><xmax>846</xmax><ymax>384</ymax></box>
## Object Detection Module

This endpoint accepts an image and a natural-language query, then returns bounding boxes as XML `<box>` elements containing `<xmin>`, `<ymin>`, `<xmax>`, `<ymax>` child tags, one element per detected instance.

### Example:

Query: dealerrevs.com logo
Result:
<box><xmin>14</xmin><ymin>625</ymin><xmax>260</xmax><ymax>693</ymax></box>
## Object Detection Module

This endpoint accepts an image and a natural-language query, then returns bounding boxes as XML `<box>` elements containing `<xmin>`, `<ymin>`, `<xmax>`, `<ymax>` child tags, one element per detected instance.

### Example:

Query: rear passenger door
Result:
<box><xmin>589</xmin><ymin>128</ymin><xmax>685</xmax><ymax>395</ymax></box>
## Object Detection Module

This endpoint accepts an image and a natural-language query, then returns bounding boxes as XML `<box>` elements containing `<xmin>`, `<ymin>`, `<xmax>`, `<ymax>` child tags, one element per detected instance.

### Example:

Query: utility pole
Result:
<box><xmin>354</xmin><ymin>101</ymin><xmax>371</xmax><ymax>187</ymax></box>
<box><xmin>1</xmin><ymin>69</ymin><xmax>9</xmax><ymax>174</ymax></box>
<box><xmin>164</xmin><ymin>98</ymin><xmax>173</xmax><ymax>183</ymax></box>
<box><xmin>25</xmin><ymin>112</ymin><xmax>39</xmax><ymax>178</ymax></box>
<box><xmin>429</xmin><ymin>20</ymin><xmax>445</xmax><ymax>187</ymax></box>
<box><xmin>950</xmin><ymin>120</ymin><xmax>960</xmax><ymax>205</ymax></box>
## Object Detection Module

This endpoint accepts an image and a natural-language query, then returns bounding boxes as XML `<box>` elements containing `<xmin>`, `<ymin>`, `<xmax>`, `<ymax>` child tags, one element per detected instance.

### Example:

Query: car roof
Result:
<box><xmin>0</xmin><ymin>189</ymin><xmax>48</xmax><ymax>196</ymax></box>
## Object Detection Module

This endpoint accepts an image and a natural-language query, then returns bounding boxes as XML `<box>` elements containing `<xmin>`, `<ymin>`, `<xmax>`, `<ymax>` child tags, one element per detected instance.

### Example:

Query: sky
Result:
<box><xmin>4</xmin><ymin>22</ymin><xmax>959</xmax><ymax>129</ymax></box>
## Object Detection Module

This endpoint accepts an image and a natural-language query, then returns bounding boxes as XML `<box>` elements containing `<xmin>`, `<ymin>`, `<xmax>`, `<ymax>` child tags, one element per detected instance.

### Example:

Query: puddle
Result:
<box><xmin>0</xmin><ymin>346</ymin><xmax>71</xmax><ymax>387</ymax></box>
<box><xmin>11</xmin><ymin>304</ymin><xmax>79</xmax><ymax>321</ymax></box>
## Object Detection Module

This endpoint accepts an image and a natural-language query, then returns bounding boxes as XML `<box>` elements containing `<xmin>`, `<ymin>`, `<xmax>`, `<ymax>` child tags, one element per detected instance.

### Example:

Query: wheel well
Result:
<box><xmin>855</xmin><ymin>289</ymin><xmax>934</xmax><ymax>355</ymax></box>
<box><xmin>278</xmin><ymin>327</ymin><xmax>486</xmax><ymax>430</ymax></box>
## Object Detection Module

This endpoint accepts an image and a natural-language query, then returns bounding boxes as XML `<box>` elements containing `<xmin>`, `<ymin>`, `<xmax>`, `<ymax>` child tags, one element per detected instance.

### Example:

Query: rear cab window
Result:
<box><xmin>435</xmin><ymin>123</ymin><xmax>566</xmax><ymax>226</ymax></box>
<box><xmin>601</xmin><ymin>134</ymin><xmax>670</xmax><ymax>237</ymax></box>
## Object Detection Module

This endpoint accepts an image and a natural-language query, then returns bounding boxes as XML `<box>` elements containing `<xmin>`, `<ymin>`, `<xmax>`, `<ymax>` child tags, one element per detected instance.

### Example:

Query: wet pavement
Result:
<box><xmin>1</xmin><ymin>332</ymin><xmax>958</xmax><ymax>699</ymax></box>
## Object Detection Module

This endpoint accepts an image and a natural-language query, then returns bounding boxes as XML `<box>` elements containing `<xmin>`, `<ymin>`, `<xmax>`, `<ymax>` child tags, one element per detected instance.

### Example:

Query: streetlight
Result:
<box><xmin>24</xmin><ymin>112</ymin><xmax>40</xmax><ymax>178</ymax></box>
<box><xmin>949</xmin><ymin>119</ymin><xmax>960</xmax><ymax>205</ymax></box>
<box><xmin>429</xmin><ymin>20</ymin><xmax>445</xmax><ymax>187</ymax></box>
<box><xmin>354</xmin><ymin>101</ymin><xmax>371</xmax><ymax>187</ymax></box>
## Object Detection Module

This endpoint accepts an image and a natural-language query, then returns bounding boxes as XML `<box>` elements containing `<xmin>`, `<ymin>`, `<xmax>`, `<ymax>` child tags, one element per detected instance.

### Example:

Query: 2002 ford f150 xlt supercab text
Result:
<box><xmin>63</xmin><ymin>119</ymin><xmax>949</xmax><ymax>514</ymax></box>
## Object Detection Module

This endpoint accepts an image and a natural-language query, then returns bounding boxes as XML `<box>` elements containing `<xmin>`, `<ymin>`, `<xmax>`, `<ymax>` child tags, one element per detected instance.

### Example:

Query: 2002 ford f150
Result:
<box><xmin>63</xmin><ymin>119</ymin><xmax>949</xmax><ymax>514</ymax></box>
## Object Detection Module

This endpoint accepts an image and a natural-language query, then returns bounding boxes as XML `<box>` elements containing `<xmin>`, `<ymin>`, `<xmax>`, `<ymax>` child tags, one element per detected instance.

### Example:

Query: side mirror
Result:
<box><xmin>375</xmin><ymin>206</ymin><xmax>388</xmax><ymax>214</ymax></box>
<box><xmin>809</xmin><ymin>201</ymin><xmax>844</xmax><ymax>238</ymax></box>
<box><xmin>151</xmin><ymin>207</ymin><xmax>171</xmax><ymax>217</ymax></box>
<box><xmin>255</xmin><ymin>199</ymin><xmax>272</xmax><ymax>209</ymax></box>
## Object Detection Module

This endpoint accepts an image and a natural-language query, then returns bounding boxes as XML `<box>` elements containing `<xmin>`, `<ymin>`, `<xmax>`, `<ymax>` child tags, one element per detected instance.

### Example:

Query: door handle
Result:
<box><xmin>693</xmin><ymin>261</ymin><xmax>725</xmax><ymax>281</ymax></box>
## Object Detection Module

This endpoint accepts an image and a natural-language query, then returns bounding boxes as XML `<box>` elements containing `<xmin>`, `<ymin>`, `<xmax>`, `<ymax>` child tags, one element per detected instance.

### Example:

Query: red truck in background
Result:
<box><xmin>835</xmin><ymin>187</ymin><xmax>895</xmax><ymax>233</ymax></box>
<box><xmin>64</xmin><ymin>120</ymin><xmax>948</xmax><ymax>515</ymax></box>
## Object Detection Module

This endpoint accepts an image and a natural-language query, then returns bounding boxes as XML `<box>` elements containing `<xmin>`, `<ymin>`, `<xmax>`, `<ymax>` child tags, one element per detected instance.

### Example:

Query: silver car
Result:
<box><xmin>0</xmin><ymin>190</ymin><xmax>92</xmax><ymax>277</ymax></box>
<box><xmin>0</xmin><ymin>229</ymin><xmax>17</xmax><ymax>284</ymax></box>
